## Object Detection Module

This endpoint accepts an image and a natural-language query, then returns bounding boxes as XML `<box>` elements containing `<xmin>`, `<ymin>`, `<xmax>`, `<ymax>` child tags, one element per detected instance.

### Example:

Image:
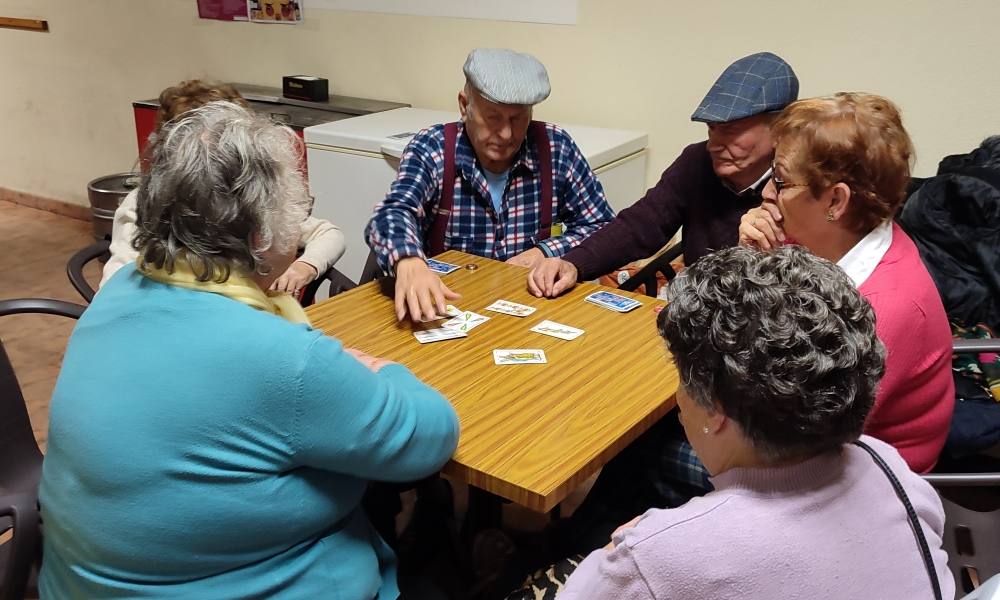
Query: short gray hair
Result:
<box><xmin>658</xmin><ymin>246</ymin><xmax>886</xmax><ymax>462</ymax></box>
<box><xmin>133</xmin><ymin>101</ymin><xmax>309</xmax><ymax>281</ymax></box>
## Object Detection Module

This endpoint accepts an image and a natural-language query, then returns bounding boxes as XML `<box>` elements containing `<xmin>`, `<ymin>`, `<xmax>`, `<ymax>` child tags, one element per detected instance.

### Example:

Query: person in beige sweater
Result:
<box><xmin>100</xmin><ymin>79</ymin><xmax>344</xmax><ymax>294</ymax></box>
<box><xmin>101</xmin><ymin>188</ymin><xmax>344</xmax><ymax>293</ymax></box>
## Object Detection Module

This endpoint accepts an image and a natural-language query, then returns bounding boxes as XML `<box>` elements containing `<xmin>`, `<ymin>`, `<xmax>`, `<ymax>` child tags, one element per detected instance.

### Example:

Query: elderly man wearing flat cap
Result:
<box><xmin>366</xmin><ymin>48</ymin><xmax>615</xmax><ymax>321</ymax></box>
<box><xmin>546</xmin><ymin>52</ymin><xmax>802</xmax><ymax>556</ymax></box>
<box><xmin>528</xmin><ymin>51</ymin><xmax>799</xmax><ymax>298</ymax></box>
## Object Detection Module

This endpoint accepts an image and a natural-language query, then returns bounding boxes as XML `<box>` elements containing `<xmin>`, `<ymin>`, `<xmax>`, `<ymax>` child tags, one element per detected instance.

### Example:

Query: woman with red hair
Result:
<box><xmin>739</xmin><ymin>92</ymin><xmax>954</xmax><ymax>473</ymax></box>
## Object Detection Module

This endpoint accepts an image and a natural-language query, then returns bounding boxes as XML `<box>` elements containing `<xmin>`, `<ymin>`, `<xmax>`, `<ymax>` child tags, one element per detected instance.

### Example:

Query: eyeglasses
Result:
<box><xmin>770</xmin><ymin>162</ymin><xmax>808</xmax><ymax>194</ymax></box>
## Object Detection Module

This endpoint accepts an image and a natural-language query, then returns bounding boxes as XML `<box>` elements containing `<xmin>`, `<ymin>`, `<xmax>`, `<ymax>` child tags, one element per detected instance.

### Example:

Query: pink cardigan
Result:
<box><xmin>859</xmin><ymin>223</ymin><xmax>954</xmax><ymax>472</ymax></box>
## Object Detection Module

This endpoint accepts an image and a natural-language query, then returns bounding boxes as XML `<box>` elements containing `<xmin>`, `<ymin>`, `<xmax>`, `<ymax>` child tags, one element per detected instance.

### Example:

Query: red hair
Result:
<box><xmin>155</xmin><ymin>80</ymin><xmax>249</xmax><ymax>131</ymax></box>
<box><xmin>771</xmin><ymin>93</ymin><xmax>914</xmax><ymax>233</ymax></box>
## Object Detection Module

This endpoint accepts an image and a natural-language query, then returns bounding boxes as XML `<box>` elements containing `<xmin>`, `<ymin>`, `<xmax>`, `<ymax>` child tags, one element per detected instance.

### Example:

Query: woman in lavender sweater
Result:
<box><xmin>558</xmin><ymin>246</ymin><xmax>953</xmax><ymax>600</ymax></box>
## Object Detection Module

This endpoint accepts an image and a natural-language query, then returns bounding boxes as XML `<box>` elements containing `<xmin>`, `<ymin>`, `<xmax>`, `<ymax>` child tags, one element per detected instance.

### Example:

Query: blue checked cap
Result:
<box><xmin>463</xmin><ymin>48</ymin><xmax>551</xmax><ymax>106</ymax></box>
<box><xmin>691</xmin><ymin>52</ymin><xmax>799</xmax><ymax>123</ymax></box>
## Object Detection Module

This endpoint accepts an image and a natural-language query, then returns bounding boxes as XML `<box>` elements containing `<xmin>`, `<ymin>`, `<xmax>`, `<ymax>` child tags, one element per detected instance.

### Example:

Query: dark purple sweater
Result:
<box><xmin>564</xmin><ymin>141</ymin><xmax>764</xmax><ymax>279</ymax></box>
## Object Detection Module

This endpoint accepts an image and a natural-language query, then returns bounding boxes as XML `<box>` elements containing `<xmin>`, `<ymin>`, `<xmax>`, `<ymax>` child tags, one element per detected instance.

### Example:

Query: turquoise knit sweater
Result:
<box><xmin>39</xmin><ymin>266</ymin><xmax>459</xmax><ymax>599</ymax></box>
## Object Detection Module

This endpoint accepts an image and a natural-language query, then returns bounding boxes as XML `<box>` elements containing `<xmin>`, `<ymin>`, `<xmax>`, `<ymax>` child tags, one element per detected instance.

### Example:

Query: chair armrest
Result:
<box><xmin>66</xmin><ymin>240</ymin><xmax>111</xmax><ymax>303</ymax></box>
<box><xmin>0</xmin><ymin>299</ymin><xmax>86</xmax><ymax>319</ymax></box>
<box><xmin>0</xmin><ymin>493</ymin><xmax>41</xmax><ymax>600</ymax></box>
<box><xmin>954</xmin><ymin>338</ymin><xmax>1000</xmax><ymax>354</ymax></box>
<box><xmin>922</xmin><ymin>473</ymin><xmax>1000</xmax><ymax>486</ymax></box>
<box><xmin>300</xmin><ymin>267</ymin><xmax>357</xmax><ymax>306</ymax></box>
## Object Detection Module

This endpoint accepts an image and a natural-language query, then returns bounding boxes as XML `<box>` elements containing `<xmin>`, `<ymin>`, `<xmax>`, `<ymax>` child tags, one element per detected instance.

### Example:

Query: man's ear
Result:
<box><xmin>458</xmin><ymin>89</ymin><xmax>469</xmax><ymax>122</ymax></box>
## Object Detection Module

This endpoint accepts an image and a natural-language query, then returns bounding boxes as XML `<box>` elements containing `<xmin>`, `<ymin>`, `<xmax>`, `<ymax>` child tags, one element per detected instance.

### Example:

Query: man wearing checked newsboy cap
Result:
<box><xmin>529</xmin><ymin>51</ymin><xmax>799</xmax><ymax>298</ymax></box>
<box><xmin>542</xmin><ymin>54</ymin><xmax>802</xmax><ymax>555</ymax></box>
<box><xmin>366</xmin><ymin>48</ymin><xmax>615</xmax><ymax>322</ymax></box>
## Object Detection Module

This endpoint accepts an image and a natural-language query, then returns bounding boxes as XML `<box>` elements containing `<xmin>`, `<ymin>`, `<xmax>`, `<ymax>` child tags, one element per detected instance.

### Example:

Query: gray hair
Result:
<box><xmin>133</xmin><ymin>101</ymin><xmax>309</xmax><ymax>281</ymax></box>
<box><xmin>658</xmin><ymin>246</ymin><xmax>886</xmax><ymax>462</ymax></box>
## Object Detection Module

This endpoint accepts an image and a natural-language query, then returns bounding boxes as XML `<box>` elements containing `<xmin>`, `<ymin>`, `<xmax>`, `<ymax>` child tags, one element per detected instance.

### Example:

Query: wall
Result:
<box><xmin>1</xmin><ymin>0</ymin><xmax>998</xmax><ymax>207</ymax></box>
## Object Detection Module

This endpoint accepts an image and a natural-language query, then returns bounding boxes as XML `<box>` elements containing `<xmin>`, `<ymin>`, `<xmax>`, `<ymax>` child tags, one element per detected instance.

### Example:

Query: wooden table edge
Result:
<box><xmin>441</xmin><ymin>393</ymin><xmax>677</xmax><ymax>512</ymax></box>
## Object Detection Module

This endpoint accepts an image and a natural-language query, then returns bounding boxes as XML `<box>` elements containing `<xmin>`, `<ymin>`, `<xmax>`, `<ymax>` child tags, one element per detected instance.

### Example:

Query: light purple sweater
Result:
<box><xmin>559</xmin><ymin>436</ymin><xmax>954</xmax><ymax>600</ymax></box>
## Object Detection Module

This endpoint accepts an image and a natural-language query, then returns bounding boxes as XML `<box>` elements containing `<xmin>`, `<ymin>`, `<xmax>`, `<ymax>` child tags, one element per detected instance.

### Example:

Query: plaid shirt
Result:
<box><xmin>365</xmin><ymin>121</ymin><xmax>614</xmax><ymax>273</ymax></box>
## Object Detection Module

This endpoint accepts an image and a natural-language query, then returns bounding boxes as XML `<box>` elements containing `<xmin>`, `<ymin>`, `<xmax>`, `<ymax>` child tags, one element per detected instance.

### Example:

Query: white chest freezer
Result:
<box><xmin>305</xmin><ymin>107</ymin><xmax>648</xmax><ymax>282</ymax></box>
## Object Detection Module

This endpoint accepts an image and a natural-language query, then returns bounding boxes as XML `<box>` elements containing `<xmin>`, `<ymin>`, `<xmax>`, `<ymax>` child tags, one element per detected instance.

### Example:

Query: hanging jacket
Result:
<box><xmin>898</xmin><ymin>136</ymin><xmax>1000</xmax><ymax>331</ymax></box>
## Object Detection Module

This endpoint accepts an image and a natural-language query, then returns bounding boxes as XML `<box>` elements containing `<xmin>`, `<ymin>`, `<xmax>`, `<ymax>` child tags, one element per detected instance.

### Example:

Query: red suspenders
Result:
<box><xmin>532</xmin><ymin>121</ymin><xmax>555</xmax><ymax>241</ymax></box>
<box><xmin>427</xmin><ymin>121</ymin><xmax>554</xmax><ymax>257</ymax></box>
<box><xmin>426</xmin><ymin>122</ymin><xmax>459</xmax><ymax>257</ymax></box>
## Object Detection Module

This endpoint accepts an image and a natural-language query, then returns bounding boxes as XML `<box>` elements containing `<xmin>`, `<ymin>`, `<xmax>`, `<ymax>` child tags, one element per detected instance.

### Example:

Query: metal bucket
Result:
<box><xmin>87</xmin><ymin>173</ymin><xmax>139</xmax><ymax>240</ymax></box>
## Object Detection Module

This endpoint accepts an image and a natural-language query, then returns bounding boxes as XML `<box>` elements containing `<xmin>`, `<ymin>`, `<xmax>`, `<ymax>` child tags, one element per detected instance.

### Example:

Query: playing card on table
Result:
<box><xmin>493</xmin><ymin>349</ymin><xmax>547</xmax><ymax>365</ymax></box>
<box><xmin>426</xmin><ymin>259</ymin><xmax>461</xmax><ymax>274</ymax></box>
<box><xmin>585</xmin><ymin>291</ymin><xmax>642</xmax><ymax>313</ymax></box>
<box><xmin>413</xmin><ymin>328</ymin><xmax>468</xmax><ymax>344</ymax></box>
<box><xmin>484</xmin><ymin>299</ymin><xmax>537</xmax><ymax>317</ymax></box>
<box><xmin>530</xmin><ymin>320</ymin><xmax>585</xmax><ymax>341</ymax></box>
<box><xmin>430</xmin><ymin>304</ymin><xmax>463</xmax><ymax>320</ymax></box>
<box><xmin>441</xmin><ymin>311</ymin><xmax>490</xmax><ymax>332</ymax></box>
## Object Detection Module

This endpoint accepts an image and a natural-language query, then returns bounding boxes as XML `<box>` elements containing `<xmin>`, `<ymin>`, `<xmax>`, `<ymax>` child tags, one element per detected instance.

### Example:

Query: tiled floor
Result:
<box><xmin>0</xmin><ymin>200</ymin><xmax>102</xmax><ymax>451</ymax></box>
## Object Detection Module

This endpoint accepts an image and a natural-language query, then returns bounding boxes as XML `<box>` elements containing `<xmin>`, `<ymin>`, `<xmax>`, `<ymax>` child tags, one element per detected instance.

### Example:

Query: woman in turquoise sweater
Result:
<box><xmin>39</xmin><ymin>101</ymin><xmax>460</xmax><ymax>599</ymax></box>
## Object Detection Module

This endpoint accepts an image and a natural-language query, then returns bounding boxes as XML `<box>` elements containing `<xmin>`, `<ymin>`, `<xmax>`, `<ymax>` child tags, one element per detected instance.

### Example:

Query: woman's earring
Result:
<box><xmin>825</xmin><ymin>210</ymin><xmax>835</xmax><ymax>222</ymax></box>
<box><xmin>702</xmin><ymin>426</ymin><xmax>710</xmax><ymax>434</ymax></box>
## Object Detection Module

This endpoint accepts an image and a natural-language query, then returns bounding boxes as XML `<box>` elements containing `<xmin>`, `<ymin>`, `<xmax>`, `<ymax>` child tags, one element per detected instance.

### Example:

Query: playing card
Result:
<box><xmin>530</xmin><ymin>320</ymin><xmax>585</xmax><ymax>341</ymax></box>
<box><xmin>430</xmin><ymin>304</ymin><xmax>463</xmax><ymax>320</ymax></box>
<box><xmin>493</xmin><ymin>349</ymin><xmax>547</xmax><ymax>365</ymax></box>
<box><xmin>484</xmin><ymin>299</ymin><xmax>537</xmax><ymax>317</ymax></box>
<box><xmin>413</xmin><ymin>328</ymin><xmax>468</xmax><ymax>344</ymax></box>
<box><xmin>585</xmin><ymin>291</ymin><xmax>642</xmax><ymax>313</ymax></box>
<box><xmin>426</xmin><ymin>259</ymin><xmax>461</xmax><ymax>274</ymax></box>
<box><xmin>441</xmin><ymin>311</ymin><xmax>490</xmax><ymax>332</ymax></box>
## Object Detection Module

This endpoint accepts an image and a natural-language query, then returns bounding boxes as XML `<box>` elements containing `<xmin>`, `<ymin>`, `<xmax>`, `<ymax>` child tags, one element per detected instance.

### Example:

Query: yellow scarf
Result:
<box><xmin>139</xmin><ymin>256</ymin><xmax>312</xmax><ymax>325</ymax></box>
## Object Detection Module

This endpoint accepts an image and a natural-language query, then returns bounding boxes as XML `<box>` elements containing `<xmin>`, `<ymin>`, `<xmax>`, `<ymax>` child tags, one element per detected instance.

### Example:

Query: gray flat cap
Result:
<box><xmin>463</xmin><ymin>48</ymin><xmax>551</xmax><ymax>106</ymax></box>
<box><xmin>691</xmin><ymin>52</ymin><xmax>799</xmax><ymax>123</ymax></box>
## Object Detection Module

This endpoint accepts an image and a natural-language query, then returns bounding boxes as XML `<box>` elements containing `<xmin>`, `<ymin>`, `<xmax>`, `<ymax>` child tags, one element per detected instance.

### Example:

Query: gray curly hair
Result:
<box><xmin>133</xmin><ymin>101</ymin><xmax>309</xmax><ymax>281</ymax></box>
<box><xmin>658</xmin><ymin>245</ymin><xmax>886</xmax><ymax>462</ymax></box>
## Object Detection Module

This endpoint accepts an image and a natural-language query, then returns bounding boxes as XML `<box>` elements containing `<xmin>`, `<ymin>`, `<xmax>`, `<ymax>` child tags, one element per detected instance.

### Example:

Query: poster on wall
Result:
<box><xmin>197</xmin><ymin>0</ymin><xmax>249</xmax><ymax>21</ymax></box>
<box><xmin>248</xmin><ymin>0</ymin><xmax>304</xmax><ymax>23</ymax></box>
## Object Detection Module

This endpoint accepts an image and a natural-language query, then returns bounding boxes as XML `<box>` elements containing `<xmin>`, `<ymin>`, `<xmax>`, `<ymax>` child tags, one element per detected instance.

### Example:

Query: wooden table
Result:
<box><xmin>306</xmin><ymin>250</ymin><xmax>678</xmax><ymax>512</ymax></box>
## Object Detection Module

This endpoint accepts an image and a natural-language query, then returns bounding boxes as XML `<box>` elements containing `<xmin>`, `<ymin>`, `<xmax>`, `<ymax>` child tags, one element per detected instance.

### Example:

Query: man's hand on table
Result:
<box><xmin>393</xmin><ymin>256</ymin><xmax>461</xmax><ymax>322</ymax></box>
<box><xmin>505</xmin><ymin>247</ymin><xmax>546</xmax><ymax>270</ymax></box>
<box><xmin>528</xmin><ymin>257</ymin><xmax>580</xmax><ymax>298</ymax></box>
<box><xmin>344</xmin><ymin>347</ymin><xmax>395</xmax><ymax>373</ymax></box>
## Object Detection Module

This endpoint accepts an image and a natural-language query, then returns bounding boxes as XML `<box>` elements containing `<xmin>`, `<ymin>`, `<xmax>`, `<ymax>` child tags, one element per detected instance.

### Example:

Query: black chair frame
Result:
<box><xmin>66</xmin><ymin>240</ymin><xmax>111</xmax><ymax>303</ymax></box>
<box><xmin>923</xmin><ymin>338</ymin><xmax>1000</xmax><ymax>596</ymax></box>
<box><xmin>300</xmin><ymin>251</ymin><xmax>385</xmax><ymax>306</ymax></box>
<box><xmin>0</xmin><ymin>299</ymin><xmax>86</xmax><ymax>600</ymax></box>
<box><xmin>616</xmin><ymin>242</ymin><xmax>684</xmax><ymax>297</ymax></box>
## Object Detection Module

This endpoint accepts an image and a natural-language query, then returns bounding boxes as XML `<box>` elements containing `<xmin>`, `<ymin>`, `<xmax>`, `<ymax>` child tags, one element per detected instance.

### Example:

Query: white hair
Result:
<box><xmin>134</xmin><ymin>101</ymin><xmax>309</xmax><ymax>281</ymax></box>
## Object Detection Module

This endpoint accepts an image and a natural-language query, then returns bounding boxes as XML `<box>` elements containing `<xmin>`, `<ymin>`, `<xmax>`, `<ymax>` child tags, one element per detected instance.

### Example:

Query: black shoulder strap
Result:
<box><xmin>853</xmin><ymin>440</ymin><xmax>943</xmax><ymax>600</ymax></box>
